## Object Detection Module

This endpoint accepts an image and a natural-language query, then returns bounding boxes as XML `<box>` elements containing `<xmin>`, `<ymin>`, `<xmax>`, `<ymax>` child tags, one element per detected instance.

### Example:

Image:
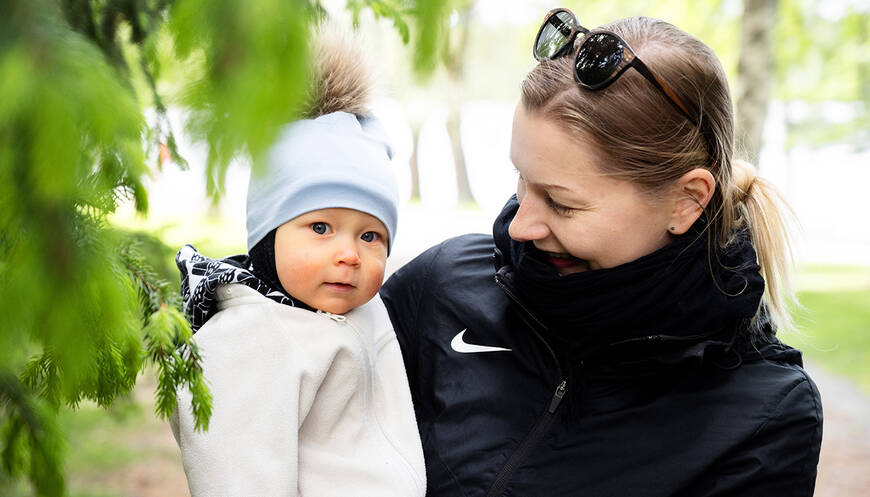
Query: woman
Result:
<box><xmin>380</xmin><ymin>11</ymin><xmax>822</xmax><ymax>497</ymax></box>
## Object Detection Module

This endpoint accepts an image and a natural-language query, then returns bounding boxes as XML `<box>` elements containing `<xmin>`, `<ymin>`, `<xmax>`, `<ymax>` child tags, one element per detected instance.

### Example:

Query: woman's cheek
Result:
<box><xmin>558</xmin><ymin>222</ymin><xmax>590</xmax><ymax>259</ymax></box>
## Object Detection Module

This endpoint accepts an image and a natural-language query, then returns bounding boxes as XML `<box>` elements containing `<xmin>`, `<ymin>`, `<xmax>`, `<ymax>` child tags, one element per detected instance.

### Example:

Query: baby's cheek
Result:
<box><xmin>365</xmin><ymin>266</ymin><xmax>386</xmax><ymax>297</ymax></box>
<box><xmin>276</xmin><ymin>259</ymin><xmax>316</xmax><ymax>294</ymax></box>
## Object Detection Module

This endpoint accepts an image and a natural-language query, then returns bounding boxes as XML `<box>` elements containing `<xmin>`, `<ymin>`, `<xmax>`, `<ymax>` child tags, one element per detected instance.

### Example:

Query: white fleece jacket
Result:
<box><xmin>170</xmin><ymin>284</ymin><xmax>425</xmax><ymax>497</ymax></box>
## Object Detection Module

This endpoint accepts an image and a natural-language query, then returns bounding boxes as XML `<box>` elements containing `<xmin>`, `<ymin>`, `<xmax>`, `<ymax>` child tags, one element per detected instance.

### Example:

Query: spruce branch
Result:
<box><xmin>0</xmin><ymin>372</ymin><xmax>65</xmax><ymax>497</ymax></box>
<box><xmin>142</xmin><ymin>304</ymin><xmax>212</xmax><ymax>430</ymax></box>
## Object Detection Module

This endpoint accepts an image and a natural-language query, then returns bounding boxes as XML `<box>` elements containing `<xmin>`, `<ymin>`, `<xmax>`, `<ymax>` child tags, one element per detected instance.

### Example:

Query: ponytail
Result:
<box><xmin>729</xmin><ymin>159</ymin><xmax>800</xmax><ymax>333</ymax></box>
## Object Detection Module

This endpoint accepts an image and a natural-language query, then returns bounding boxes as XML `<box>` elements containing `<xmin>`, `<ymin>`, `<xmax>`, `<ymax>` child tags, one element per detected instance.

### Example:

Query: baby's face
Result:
<box><xmin>274</xmin><ymin>208</ymin><xmax>388</xmax><ymax>315</ymax></box>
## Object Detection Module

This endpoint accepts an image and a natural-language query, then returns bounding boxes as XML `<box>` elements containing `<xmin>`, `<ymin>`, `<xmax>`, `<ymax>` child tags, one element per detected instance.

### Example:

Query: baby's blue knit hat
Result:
<box><xmin>245</xmin><ymin>111</ymin><xmax>398</xmax><ymax>253</ymax></box>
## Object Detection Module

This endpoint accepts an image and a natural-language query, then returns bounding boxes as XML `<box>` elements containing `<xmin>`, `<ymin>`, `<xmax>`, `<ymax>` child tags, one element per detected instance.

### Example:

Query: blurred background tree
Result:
<box><xmin>736</xmin><ymin>0</ymin><xmax>779</xmax><ymax>162</ymax></box>
<box><xmin>442</xmin><ymin>0</ymin><xmax>478</xmax><ymax>206</ymax></box>
<box><xmin>0</xmin><ymin>0</ymin><xmax>450</xmax><ymax>495</ymax></box>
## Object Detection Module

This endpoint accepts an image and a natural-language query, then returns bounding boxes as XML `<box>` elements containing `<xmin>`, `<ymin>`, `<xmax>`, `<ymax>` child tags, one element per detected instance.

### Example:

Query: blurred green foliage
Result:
<box><xmin>776</xmin><ymin>1</ymin><xmax>869</xmax><ymax>102</ymax></box>
<box><xmin>1</xmin><ymin>2</ymin><xmax>149</xmax><ymax>494</ymax></box>
<box><xmin>776</xmin><ymin>0</ymin><xmax>870</xmax><ymax>148</ymax></box>
<box><xmin>0</xmin><ymin>0</ymin><xmax>451</xmax><ymax>495</ymax></box>
<box><xmin>783</xmin><ymin>264</ymin><xmax>870</xmax><ymax>392</ymax></box>
<box><xmin>345</xmin><ymin>0</ymin><xmax>452</xmax><ymax>77</ymax></box>
<box><xmin>465</xmin><ymin>0</ymin><xmax>868</xmax><ymax>149</ymax></box>
<box><xmin>168</xmin><ymin>0</ymin><xmax>316</xmax><ymax>196</ymax></box>
<box><xmin>794</xmin><ymin>289</ymin><xmax>870</xmax><ymax>390</ymax></box>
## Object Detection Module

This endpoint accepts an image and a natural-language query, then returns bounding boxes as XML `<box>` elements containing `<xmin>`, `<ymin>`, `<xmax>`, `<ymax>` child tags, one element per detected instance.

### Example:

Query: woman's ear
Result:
<box><xmin>668</xmin><ymin>168</ymin><xmax>716</xmax><ymax>235</ymax></box>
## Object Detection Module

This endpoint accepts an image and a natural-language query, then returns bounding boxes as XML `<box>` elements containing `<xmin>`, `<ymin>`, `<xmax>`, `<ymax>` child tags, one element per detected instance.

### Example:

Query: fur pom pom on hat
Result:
<box><xmin>245</xmin><ymin>28</ymin><xmax>399</xmax><ymax>254</ymax></box>
<box><xmin>302</xmin><ymin>29</ymin><xmax>373</xmax><ymax>119</ymax></box>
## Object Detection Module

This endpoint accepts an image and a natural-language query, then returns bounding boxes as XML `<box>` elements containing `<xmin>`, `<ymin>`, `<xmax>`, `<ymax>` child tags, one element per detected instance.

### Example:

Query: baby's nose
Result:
<box><xmin>335</xmin><ymin>243</ymin><xmax>361</xmax><ymax>266</ymax></box>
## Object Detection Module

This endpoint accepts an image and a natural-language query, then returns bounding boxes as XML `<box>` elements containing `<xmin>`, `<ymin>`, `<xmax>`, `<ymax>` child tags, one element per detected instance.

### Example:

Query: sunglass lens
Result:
<box><xmin>535</xmin><ymin>11</ymin><xmax>577</xmax><ymax>60</ymax></box>
<box><xmin>575</xmin><ymin>33</ymin><xmax>624</xmax><ymax>86</ymax></box>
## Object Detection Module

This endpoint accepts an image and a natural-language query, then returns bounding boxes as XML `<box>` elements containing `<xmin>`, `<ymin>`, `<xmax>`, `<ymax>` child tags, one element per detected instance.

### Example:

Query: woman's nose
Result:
<box><xmin>509</xmin><ymin>195</ymin><xmax>551</xmax><ymax>242</ymax></box>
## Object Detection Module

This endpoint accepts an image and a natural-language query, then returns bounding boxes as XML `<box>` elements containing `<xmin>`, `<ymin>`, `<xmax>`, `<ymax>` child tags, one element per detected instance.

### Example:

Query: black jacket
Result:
<box><xmin>381</xmin><ymin>233</ymin><xmax>822</xmax><ymax>497</ymax></box>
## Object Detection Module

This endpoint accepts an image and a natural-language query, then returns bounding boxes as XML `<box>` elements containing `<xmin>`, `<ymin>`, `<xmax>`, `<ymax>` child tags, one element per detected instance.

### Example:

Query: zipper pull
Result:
<box><xmin>316</xmin><ymin>310</ymin><xmax>347</xmax><ymax>322</ymax></box>
<box><xmin>548</xmin><ymin>380</ymin><xmax>567</xmax><ymax>414</ymax></box>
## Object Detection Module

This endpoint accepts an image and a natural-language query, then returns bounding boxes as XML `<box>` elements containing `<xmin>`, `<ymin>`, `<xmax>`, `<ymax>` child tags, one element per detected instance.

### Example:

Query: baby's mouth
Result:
<box><xmin>324</xmin><ymin>282</ymin><xmax>355</xmax><ymax>291</ymax></box>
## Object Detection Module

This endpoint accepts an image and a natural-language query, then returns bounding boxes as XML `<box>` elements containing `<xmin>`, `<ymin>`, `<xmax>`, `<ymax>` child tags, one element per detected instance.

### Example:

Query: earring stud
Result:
<box><xmin>669</xmin><ymin>226</ymin><xmax>676</xmax><ymax>232</ymax></box>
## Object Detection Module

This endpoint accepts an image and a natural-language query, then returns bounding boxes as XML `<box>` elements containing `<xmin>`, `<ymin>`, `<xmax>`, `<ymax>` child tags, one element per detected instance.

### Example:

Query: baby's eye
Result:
<box><xmin>360</xmin><ymin>231</ymin><xmax>379</xmax><ymax>243</ymax></box>
<box><xmin>311</xmin><ymin>222</ymin><xmax>331</xmax><ymax>235</ymax></box>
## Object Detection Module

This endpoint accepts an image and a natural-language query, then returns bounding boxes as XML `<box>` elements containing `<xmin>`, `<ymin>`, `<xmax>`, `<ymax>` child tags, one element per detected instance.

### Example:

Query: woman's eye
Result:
<box><xmin>311</xmin><ymin>222</ymin><xmax>330</xmax><ymax>235</ymax></box>
<box><xmin>546</xmin><ymin>196</ymin><xmax>576</xmax><ymax>216</ymax></box>
<box><xmin>360</xmin><ymin>231</ymin><xmax>379</xmax><ymax>243</ymax></box>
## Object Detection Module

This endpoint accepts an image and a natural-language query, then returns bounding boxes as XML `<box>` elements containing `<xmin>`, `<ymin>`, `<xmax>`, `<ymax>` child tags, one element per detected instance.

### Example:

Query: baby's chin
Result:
<box><xmin>314</xmin><ymin>304</ymin><xmax>353</xmax><ymax>315</ymax></box>
<box><xmin>310</xmin><ymin>288</ymin><xmax>381</xmax><ymax>315</ymax></box>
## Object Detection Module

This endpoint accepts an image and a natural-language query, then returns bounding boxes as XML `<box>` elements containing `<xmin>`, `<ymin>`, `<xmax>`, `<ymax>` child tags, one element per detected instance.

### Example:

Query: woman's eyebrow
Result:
<box><xmin>520</xmin><ymin>175</ymin><xmax>578</xmax><ymax>195</ymax></box>
<box><xmin>539</xmin><ymin>182</ymin><xmax>572</xmax><ymax>192</ymax></box>
<box><xmin>512</xmin><ymin>163</ymin><xmax>584</xmax><ymax>195</ymax></box>
<box><xmin>542</xmin><ymin>183</ymin><xmax>594</xmax><ymax>208</ymax></box>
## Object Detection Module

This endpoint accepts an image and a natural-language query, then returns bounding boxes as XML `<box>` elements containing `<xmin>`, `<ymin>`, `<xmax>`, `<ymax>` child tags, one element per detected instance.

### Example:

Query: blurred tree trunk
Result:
<box><xmin>736</xmin><ymin>0</ymin><xmax>779</xmax><ymax>164</ymax></box>
<box><xmin>409</xmin><ymin>120</ymin><xmax>422</xmax><ymax>201</ymax></box>
<box><xmin>443</xmin><ymin>0</ymin><xmax>477</xmax><ymax>206</ymax></box>
<box><xmin>446</xmin><ymin>79</ymin><xmax>474</xmax><ymax>205</ymax></box>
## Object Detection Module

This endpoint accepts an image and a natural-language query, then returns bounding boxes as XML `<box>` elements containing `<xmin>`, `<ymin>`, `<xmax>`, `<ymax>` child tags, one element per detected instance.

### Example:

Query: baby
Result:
<box><xmin>170</xmin><ymin>34</ymin><xmax>425</xmax><ymax>497</ymax></box>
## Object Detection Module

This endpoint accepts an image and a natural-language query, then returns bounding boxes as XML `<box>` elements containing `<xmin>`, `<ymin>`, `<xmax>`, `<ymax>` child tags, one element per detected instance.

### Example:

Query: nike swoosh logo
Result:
<box><xmin>450</xmin><ymin>329</ymin><xmax>512</xmax><ymax>354</ymax></box>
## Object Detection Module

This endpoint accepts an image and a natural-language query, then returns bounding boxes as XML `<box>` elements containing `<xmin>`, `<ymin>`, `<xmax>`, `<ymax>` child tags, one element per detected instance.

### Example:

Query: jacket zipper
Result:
<box><xmin>485</xmin><ymin>380</ymin><xmax>567</xmax><ymax>497</ymax></box>
<box><xmin>493</xmin><ymin>273</ymin><xmax>561</xmax><ymax>377</ymax></box>
<box><xmin>316</xmin><ymin>309</ymin><xmax>347</xmax><ymax>322</ymax></box>
<box><xmin>488</xmin><ymin>273</ymin><xmax>568</xmax><ymax>497</ymax></box>
<box><xmin>319</xmin><ymin>310</ymin><xmax>425</xmax><ymax>494</ymax></box>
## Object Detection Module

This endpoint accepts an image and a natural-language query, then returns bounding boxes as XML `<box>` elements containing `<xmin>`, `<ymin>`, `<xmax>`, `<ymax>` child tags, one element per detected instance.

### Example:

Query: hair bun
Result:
<box><xmin>732</xmin><ymin>159</ymin><xmax>757</xmax><ymax>203</ymax></box>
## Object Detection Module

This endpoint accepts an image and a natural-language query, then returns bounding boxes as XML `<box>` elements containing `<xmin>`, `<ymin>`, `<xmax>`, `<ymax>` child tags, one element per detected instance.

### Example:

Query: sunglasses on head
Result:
<box><xmin>534</xmin><ymin>8</ymin><xmax>699</xmax><ymax>128</ymax></box>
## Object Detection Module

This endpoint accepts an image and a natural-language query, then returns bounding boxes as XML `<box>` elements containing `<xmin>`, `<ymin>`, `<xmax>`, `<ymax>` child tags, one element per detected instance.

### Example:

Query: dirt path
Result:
<box><xmin>122</xmin><ymin>374</ymin><xmax>190</xmax><ymax>497</ymax></box>
<box><xmin>806</xmin><ymin>362</ymin><xmax>870</xmax><ymax>496</ymax></box>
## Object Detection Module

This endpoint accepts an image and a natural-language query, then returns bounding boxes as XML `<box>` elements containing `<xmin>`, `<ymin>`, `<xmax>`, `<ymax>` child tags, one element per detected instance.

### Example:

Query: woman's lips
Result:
<box><xmin>547</xmin><ymin>256</ymin><xmax>581</xmax><ymax>269</ymax></box>
<box><xmin>544</xmin><ymin>253</ymin><xmax>589</xmax><ymax>273</ymax></box>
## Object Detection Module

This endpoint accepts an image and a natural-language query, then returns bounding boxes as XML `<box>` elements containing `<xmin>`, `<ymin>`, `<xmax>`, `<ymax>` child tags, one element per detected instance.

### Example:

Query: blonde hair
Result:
<box><xmin>521</xmin><ymin>17</ymin><xmax>798</xmax><ymax>333</ymax></box>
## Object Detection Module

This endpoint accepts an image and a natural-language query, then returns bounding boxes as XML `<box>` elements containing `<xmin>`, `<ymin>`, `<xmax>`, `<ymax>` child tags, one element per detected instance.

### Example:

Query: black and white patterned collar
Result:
<box><xmin>175</xmin><ymin>244</ymin><xmax>302</xmax><ymax>333</ymax></box>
